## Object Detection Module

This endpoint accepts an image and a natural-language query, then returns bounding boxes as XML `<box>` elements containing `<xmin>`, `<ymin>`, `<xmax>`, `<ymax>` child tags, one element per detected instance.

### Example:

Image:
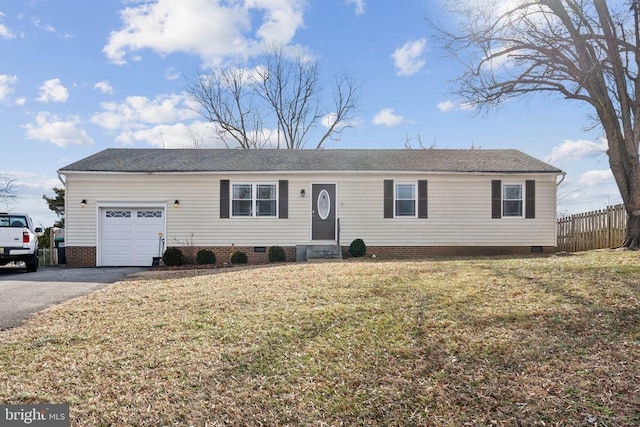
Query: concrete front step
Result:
<box><xmin>296</xmin><ymin>244</ymin><xmax>343</xmax><ymax>261</ymax></box>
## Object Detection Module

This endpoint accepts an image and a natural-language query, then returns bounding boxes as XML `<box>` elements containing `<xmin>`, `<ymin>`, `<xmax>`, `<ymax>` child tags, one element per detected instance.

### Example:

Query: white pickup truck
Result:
<box><xmin>0</xmin><ymin>213</ymin><xmax>43</xmax><ymax>272</ymax></box>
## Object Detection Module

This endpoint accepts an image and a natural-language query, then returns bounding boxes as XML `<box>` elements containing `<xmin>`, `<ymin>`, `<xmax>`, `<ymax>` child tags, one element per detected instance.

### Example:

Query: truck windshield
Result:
<box><xmin>0</xmin><ymin>215</ymin><xmax>27</xmax><ymax>227</ymax></box>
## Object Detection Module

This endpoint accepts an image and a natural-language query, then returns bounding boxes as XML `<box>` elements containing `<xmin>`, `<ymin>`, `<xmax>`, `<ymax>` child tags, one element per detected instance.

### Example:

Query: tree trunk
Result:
<box><xmin>602</xmin><ymin>127</ymin><xmax>640</xmax><ymax>249</ymax></box>
<box><xmin>614</xmin><ymin>161</ymin><xmax>640</xmax><ymax>249</ymax></box>
<box><xmin>623</xmin><ymin>208</ymin><xmax>640</xmax><ymax>249</ymax></box>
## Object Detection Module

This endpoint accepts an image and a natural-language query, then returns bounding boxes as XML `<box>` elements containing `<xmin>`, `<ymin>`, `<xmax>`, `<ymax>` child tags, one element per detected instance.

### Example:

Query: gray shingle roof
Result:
<box><xmin>58</xmin><ymin>148</ymin><xmax>562</xmax><ymax>174</ymax></box>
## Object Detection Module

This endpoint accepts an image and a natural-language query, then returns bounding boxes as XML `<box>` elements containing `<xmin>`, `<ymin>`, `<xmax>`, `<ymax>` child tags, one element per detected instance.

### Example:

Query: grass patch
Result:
<box><xmin>1</xmin><ymin>251</ymin><xmax>639</xmax><ymax>425</ymax></box>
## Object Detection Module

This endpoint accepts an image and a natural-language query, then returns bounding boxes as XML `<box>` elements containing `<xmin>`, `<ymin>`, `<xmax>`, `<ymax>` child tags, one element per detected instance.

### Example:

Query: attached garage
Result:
<box><xmin>98</xmin><ymin>206</ymin><xmax>166</xmax><ymax>266</ymax></box>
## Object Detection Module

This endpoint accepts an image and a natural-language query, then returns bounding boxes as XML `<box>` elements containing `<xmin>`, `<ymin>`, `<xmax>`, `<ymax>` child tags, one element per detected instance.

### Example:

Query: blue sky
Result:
<box><xmin>0</xmin><ymin>0</ymin><xmax>621</xmax><ymax>228</ymax></box>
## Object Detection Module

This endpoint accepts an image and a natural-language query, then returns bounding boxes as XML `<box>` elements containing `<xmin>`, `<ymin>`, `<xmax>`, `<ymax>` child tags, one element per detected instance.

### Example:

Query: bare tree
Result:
<box><xmin>434</xmin><ymin>0</ymin><xmax>640</xmax><ymax>248</ymax></box>
<box><xmin>404</xmin><ymin>134</ymin><xmax>437</xmax><ymax>149</ymax></box>
<box><xmin>186</xmin><ymin>44</ymin><xmax>360</xmax><ymax>149</ymax></box>
<box><xmin>187</xmin><ymin>68</ymin><xmax>267</xmax><ymax>149</ymax></box>
<box><xmin>0</xmin><ymin>175</ymin><xmax>17</xmax><ymax>206</ymax></box>
<box><xmin>185</xmin><ymin>123</ymin><xmax>207</xmax><ymax>149</ymax></box>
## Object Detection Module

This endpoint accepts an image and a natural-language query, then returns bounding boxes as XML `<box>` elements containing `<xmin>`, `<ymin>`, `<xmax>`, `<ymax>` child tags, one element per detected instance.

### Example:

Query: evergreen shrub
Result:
<box><xmin>348</xmin><ymin>239</ymin><xmax>367</xmax><ymax>257</ymax></box>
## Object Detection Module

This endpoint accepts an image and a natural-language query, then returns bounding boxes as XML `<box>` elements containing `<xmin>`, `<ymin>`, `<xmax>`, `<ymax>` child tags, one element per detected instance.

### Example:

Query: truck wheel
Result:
<box><xmin>25</xmin><ymin>255</ymin><xmax>38</xmax><ymax>272</ymax></box>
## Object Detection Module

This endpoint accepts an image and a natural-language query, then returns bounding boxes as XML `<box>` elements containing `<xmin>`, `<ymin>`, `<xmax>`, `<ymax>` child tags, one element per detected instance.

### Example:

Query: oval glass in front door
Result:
<box><xmin>317</xmin><ymin>189</ymin><xmax>331</xmax><ymax>220</ymax></box>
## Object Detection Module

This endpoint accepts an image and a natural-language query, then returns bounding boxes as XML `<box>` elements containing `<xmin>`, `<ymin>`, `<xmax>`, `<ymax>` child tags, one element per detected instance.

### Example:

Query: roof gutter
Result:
<box><xmin>57</xmin><ymin>171</ymin><xmax>66</xmax><ymax>187</ymax></box>
<box><xmin>556</xmin><ymin>171</ymin><xmax>567</xmax><ymax>187</ymax></box>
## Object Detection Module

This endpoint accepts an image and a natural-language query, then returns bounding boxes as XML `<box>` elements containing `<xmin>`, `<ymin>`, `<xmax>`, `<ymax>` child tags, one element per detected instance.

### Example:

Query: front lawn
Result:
<box><xmin>1</xmin><ymin>251</ymin><xmax>638</xmax><ymax>426</ymax></box>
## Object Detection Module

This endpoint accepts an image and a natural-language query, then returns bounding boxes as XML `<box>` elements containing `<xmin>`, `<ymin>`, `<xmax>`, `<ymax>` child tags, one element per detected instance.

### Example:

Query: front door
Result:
<box><xmin>312</xmin><ymin>184</ymin><xmax>336</xmax><ymax>240</ymax></box>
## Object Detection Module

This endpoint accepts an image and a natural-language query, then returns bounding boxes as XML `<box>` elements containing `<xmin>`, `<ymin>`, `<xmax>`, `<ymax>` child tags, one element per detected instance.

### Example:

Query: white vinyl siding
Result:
<box><xmin>63</xmin><ymin>171</ymin><xmax>558</xmax><ymax>250</ymax></box>
<box><xmin>337</xmin><ymin>174</ymin><xmax>556</xmax><ymax>247</ymax></box>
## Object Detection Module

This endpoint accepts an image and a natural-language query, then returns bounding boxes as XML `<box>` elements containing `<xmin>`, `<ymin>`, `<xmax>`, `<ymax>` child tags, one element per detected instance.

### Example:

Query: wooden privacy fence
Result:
<box><xmin>557</xmin><ymin>204</ymin><xmax>626</xmax><ymax>252</ymax></box>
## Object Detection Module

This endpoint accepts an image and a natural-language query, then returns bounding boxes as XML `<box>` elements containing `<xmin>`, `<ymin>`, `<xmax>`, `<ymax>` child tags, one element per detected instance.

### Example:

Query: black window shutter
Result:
<box><xmin>525</xmin><ymin>180</ymin><xmax>535</xmax><ymax>219</ymax></box>
<box><xmin>491</xmin><ymin>180</ymin><xmax>502</xmax><ymax>219</ymax></box>
<box><xmin>384</xmin><ymin>180</ymin><xmax>394</xmax><ymax>218</ymax></box>
<box><xmin>418</xmin><ymin>180</ymin><xmax>428</xmax><ymax>219</ymax></box>
<box><xmin>279</xmin><ymin>180</ymin><xmax>288</xmax><ymax>219</ymax></box>
<box><xmin>220</xmin><ymin>179</ymin><xmax>230</xmax><ymax>218</ymax></box>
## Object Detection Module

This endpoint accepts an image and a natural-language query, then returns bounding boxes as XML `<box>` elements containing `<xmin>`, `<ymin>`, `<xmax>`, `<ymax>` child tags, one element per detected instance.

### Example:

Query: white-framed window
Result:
<box><xmin>256</xmin><ymin>184</ymin><xmax>277</xmax><ymax>216</ymax></box>
<box><xmin>232</xmin><ymin>183</ymin><xmax>277</xmax><ymax>217</ymax></box>
<box><xmin>395</xmin><ymin>183</ymin><xmax>416</xmax><ymax>217</ymax></box>
<box><xmin>502</xmin><ymin>184</ymin><xmax>523</xmax><ymax>217</ymax></box>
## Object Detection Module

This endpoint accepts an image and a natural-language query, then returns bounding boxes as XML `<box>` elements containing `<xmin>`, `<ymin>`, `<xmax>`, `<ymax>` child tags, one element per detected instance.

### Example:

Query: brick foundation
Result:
<box><xmin>65</xmin><ymin>246</ymin><xmax>97</xmax><ymax>267</ymax></box>
<box><xmin>65</xmin><ymin>245</ymin><xmax>555</xmax><ymax>267</ymax></box>
<box><xmin>344</xmin><ymin>245</ymin><xmax>556</xmax><ymax>259</ymax></box>
<box><xmin>176</xmin><ymin>246</ymin><xmax>297</xmax><ymax>266</ymax></box>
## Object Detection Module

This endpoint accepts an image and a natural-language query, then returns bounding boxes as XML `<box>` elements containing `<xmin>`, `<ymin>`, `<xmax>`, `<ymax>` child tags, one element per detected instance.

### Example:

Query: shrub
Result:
<box><xmin>162</xmin><ymin>247</ymin><xmax>184</xmax><ymax>266</ymax></box>
<box><xmin>268</xmin><ymin>246</ymin><xmax>287</xmax><ymax>263</ymax></box>
<box><xmin>196</xmin><ymin>249</ymin><xmax>216</xmax><ymax>265</ymax></box>
<box><xmin>230</xmin><ymin>250</ymin><xmax>248</xmax><ymax>264</ymax></box>
<box><xmin>349</xmin><ymin>238</ymin><xmax>367</xmax><ymax>257</ymax></box>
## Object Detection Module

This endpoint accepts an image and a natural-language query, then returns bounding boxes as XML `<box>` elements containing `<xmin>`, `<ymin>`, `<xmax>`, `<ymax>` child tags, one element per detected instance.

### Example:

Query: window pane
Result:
<box><xmin>396</xmin><ymin>200</ymin><xmax>415</xmax><ymax>216</ymax></box>
<box><xmin>233</xmin><ymin>200</ymin><xmax>252</xmax><ymax>216</ymax></box>
<box><xmin>503</xmin><ymin>185</ymin><xmax>522</xmax><ymax>200</ymax></box>
<box><xmin>137</xmin><ymin>210</ymin><xmax>162</xmax><ymax>218</ymax></box>
<box><xmin>257</xmin><ymin>200</ymin><xmax>277</xmax><ymax>216</ymax></box>
<box><xmin>503</xmin><ymin>200</ymin><xmax>523</xmax><ymax>217</ymax></box>
<box><xmin>396</xmin><ymin>184</ymin><xmax>414</xmax><ymax>199</ymax></box>
<box><xmin>257</xmin><ymin>184</ymin><xmax>276</xmax><ymax>200</ymax></box>
<box><xmin>317</xmin><ymin>190</ymin><xmax>331</xmax><ymax>220</ymax></box>
<box><xmin>233</xmin><ymin>184</ymin><xmax>252</xmax><ymax>199</ymax></box>
<box><xmin>106</xmin><ymin>210</ymin><xmax>131</xmax><ymax>218</ymax></box>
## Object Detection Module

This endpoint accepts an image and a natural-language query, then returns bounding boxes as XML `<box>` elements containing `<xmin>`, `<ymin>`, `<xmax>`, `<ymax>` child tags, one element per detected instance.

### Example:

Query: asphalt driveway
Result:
<box><xmin>0</xmin><ymin>265</ymin><xmax>146</xmax><ymax>330</ymax></box>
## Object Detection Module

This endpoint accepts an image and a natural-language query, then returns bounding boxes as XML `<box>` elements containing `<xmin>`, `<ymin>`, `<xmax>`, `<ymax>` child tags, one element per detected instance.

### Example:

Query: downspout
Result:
<box><xmin>555</xmin><ymin>172</ymin><xmax>567</xmax><ymax>252</ymax></box>
<box><xmin>556</xmin><ymin>172</ymin><xmax>567</xmax><ymax>187</ymax></box>
<box><xmin>57</xmin><ymin>172</ymin><xmax>67</xmax><ymax>253</ymax></box>
<box><xmin>57</xmin><ymin>172</ymin><xmax>66</xmax><ymax>226</ymax></box>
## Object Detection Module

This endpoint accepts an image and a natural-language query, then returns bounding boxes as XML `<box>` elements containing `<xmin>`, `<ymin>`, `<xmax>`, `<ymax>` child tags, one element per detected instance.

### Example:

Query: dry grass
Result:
<box><xmin>1</xmin><ymin>251</ymin><xmax>639</xmax><ymax>426</ymax></box>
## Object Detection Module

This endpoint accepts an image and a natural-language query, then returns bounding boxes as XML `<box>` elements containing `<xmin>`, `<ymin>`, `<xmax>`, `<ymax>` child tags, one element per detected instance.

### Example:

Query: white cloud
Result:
<box><xmin>249</xmin><ymin>0</ymin><xmax>304</xmax><ymax>45</ymax></box>
<box><xmin>23</xmin><ymin>112</ymin><xmax>94</xmax><ymax>147</ymax></box>
<box><xmin>15</xmin><ymin>97</ymin><xmax>26</xmax><ymax>106</ymax></box>
<box><xmin>91</xmin><ymin>94</ymin><xmax>199</xmax><ymax>132</ymax></box>
<box><xmin>104</xmin><ymin>0</ymin><xmax>305</xmax><ymax>65</ymax></box>
<box><xmin>391</xmin><ymin>38</ymin><xmax>426</xmax><ymax>77</ymax></box>
<box><xmin>546</xmin><ymin>139</ymin><xmax>607</xmax><ymax>164</ymax></box>
<box><xmin>321</xmin><ymin>112</ymin><xmax>359</xmax><ymax>130</ymax></box>
<box><xmin>437</xmin><ymin>99</ymin><xmax>475</xmax><ymax>112</ymax></box>
<box><xmin>31</xmin><ymin>17</ymin><xmax>72</xmax><ymax>38</ymax></box>
<box><xmin>0</xmin><ymin>12</ymin><xmax>15</xmax><ymax>40</ymax></box>
<box><xmin>116</xmin><ymin>121</ymin><xmax>225</xmax><ymax>148</ymax></box>
<box><xmin>372</xmin><ymin>108</ymin><xmax>405</xmax><ymax>126</ymax></box>
<box><xmin>346</xmin><ymin>0</ymin><xmax>365</xmax><ymax>15</ymax></box>
<box><xmin>578</xmin><ymin>169</ymin><xmax>614</xmax><ymax>188</ymax></box>
<box><xmin>31</xmin><ymin>18</ymin><xmax>56</xmax><ymax>34</ymax></box>
<box><xmin>321</xmin><ymin>112</ymin><xmax>337</xmax><ymax>129</ymax></box>
<box><xmin>437</xmin><ymin>100</ymin><xmax>455</xmax><ymax>112</ymax></box>
<box><xmin>91</xmin><ymin>94</ymin><xmax>200</xmax><ymax>146</ymax></box>
<box><xmin>165</xmin><ymin>67</ymin><xmax>180</xmax><ymax>81</ymax></box>
<box><xmin>94</xmin><ymin>80</ymin><xmax>113</xmax><ymax>95</ymax></box>
<box><xmin>36</xmin><ymin>78</ymin><xmax>69</xmax><ymax>103</ymax></box>
<box><xmin>558</xmin><ymin>168</ymin><xmax>621</xmax><ymax>213</ymax></box>
<box><xmin>0</xmin><ymin>74</ymin><xmax>18</xmax><ymax>101</ymax></box>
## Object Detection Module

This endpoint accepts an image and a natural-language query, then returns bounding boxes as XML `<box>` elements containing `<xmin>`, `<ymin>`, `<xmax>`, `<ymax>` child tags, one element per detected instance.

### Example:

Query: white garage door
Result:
<box><xmin>100</xmin><ymin>208</ymin><xmax>165</xmax><ymax>266</ymax></box>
